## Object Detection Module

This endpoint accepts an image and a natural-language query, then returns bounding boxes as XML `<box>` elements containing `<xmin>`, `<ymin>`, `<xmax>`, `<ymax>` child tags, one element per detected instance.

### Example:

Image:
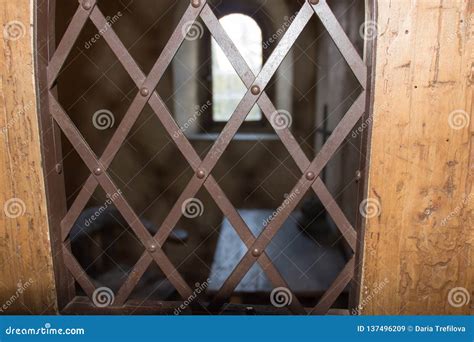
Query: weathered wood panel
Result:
<box><xmin>361</xmin><ymin>0</ymin><xmax>473</xmax><ymax>314</ymax></box>
<box><xmin>0</xmin><ymin>0</ymin><xmax>57</xmax><ymax>313</ymax></box>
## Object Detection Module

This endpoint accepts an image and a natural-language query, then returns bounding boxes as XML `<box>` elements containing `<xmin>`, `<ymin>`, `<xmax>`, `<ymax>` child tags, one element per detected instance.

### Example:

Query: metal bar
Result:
<box><xmin>40</xmin><ymin>0</ymin><xmax>372</xmax><ymax>315</ymax></box>
<box><xmin>309</xmin><ymin>257</ymin><xmax>355</xmax><ymax>315</ymax></box>
<box><xmin>60</xmin><ymin>3</ymin><xmax>205</xmax><ymax>241</ymax></box>
<box><xmin>202</xmin><ymin>4</ymin><xmax>358</xmax><ymax>251</ymax></box>
<box><xmin>150</xmin><ymin>0</ymin><xmax>314</xmax><ymax>249</ymax></box>
<box><xmin>47</xmin><ymin>1</ymin><xmax>97</xmax><ymax>88</ymax></box>
<box><xmin>112</xmin><ymin>4</ymin><xmax>314</xmax><ymax>311</ymax></box>
<box><xmin>213</xmin><ymin>93</ymin><xmax>365</xmax><ymax>305</ymax></box>
<box><xmin>310</xmin><ymin>0</ymin><xmax>367</xmax><ymax>88</ymax></box>
<box><xmin>62</xmin><ymin>245</ymin><xmax>95</xmax><ymax>298</ymax></box>
<box><xmin>49</xmin><ymin>94</ymin><xmax>198</xmax><ymax>302</ymax></box>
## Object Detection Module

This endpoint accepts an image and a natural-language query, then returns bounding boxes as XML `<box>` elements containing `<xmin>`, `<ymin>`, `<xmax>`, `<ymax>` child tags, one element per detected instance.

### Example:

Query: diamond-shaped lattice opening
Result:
<box><xmin>46</xmin><ymin>0</ymin><xmax>367</xmax><ymax>314</ymax></box>
<box><xmin>266</xmin><ymin>12</ymin><xmax>364</xmax><ymax>157</ymax></box>
<box><xmin>95</xmin><ymin>0</ymin><xmax>187</xmax><ymax>75</ymax></box>
<box><xmin>55</xmin><ymin>20</ymin><xmax>137</xmax><ymax>157</ymax></box>
<box><xmin>70</xmin><ymin>188</ymin><xmax>145</xmax><ymax>294</ymax></box>
<box><xmin>211</xmin><ymin>137</ymin><xmax>303</xmax><ymax>213</ymax></box>
<box><xmin>269</xmin><ymin>191</ymin><xmax>350</xmax><ymax>309</ymax></box>
<box><xmin>320</xmin><ymin>139</ymin><xmax>362</xmax><ymax>230</ymax></box>
<box><xmin>157</xmin><ymin>17</ymin><xmax>225</xmax><ymax>152</ymax></box>
<box><xmin>106</xmin><ymin>104</ymin><xmax>195</xmax><ymax>227</ymax></box>
<box><xmin>163</xmin><ymin>188</ymin><xmax>224</xmax><ymax>302</ymax></box>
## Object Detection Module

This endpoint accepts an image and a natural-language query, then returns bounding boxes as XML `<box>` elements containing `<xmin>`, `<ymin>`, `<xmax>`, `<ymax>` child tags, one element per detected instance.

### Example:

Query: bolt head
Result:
<box><xmin>94</xmin><ymin>167</ymin><xmax>102</xmax><ymax>176</ymax></box>
<box><xmin>355</xmin><ymin>170</ymin><xmax>362</xmax><ymax>181</ymax></box>
<box><xmin>82</xmin><ymin>0</ymin><xmax>92</xmax><ymax>10</ymax></box>
<box><xmin>55</xmin><ymin>163</ymin><xmax>63</xmax><ymax>174</ymax></box>
<box><xmin>148</xmin><ymin>244</ymin><xmax>157</xmax><ymax>253</ymax></box>
<box><xmin>305</xmin><ymin>171</ymin><xmax>315</xmax><ymax>181</ymax></box>
<box><xmin>191</xmin><ymin>0</ymin><xmax>201</xmax><ymax>8</ymax></box>
<box><xmin>251</xmin><ymin>85</ymin><xmax>261</xmax><ymax>95</ymax></box>
<box><xmin>309</xmin><ymin>0</ymin><xmax>319</xmax><ymax>5</ymax></box>
<box><xmin>251</xmin><ymin>248</ymin><xmax>261</xmax><ymax>257</ymax></box>
<box><xmin>140</xmin><ymin>87</ymin><xmax>149</xmax><ymax>97</ymax></box>
<box><xmin>196</xmin><ymin>169</ymin><xmax>206</xmax><ymax>179</ymax></box>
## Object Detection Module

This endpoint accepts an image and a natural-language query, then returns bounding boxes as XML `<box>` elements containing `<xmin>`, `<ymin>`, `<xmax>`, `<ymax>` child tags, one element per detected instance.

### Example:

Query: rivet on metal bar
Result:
<box><xmin>94</xmin><ymin>167</ymin><xmax>102</xmax><ymax>176</ymax></box>
<box><xmin>140</xmin><ymin>87</ymin><xmax>150</xmax><ymax>97</ymax></box>
<box><xmin>251</xmin><ymin>248</ymin><xmax>261</xmax><ymax>257</ymax></box>
<box><xmin>309</xmin><ymin>0</ymin><xmax>320</xmax><ymax>5</ymax></box>
<box><xmin>305</xmin><ymin>171</ymin><xmax>316</xmax><ymax>181</ymax></box>
<box><xmin>82</xmin><ymin>0</ymin><xmax>92</xmax><ymax>10</ymax></box>
<box><xmin>196</xmin><ymin>169</ymin><xmax>206</xmax><ymax>179</ymax></box>
<box><xmin>55</xmin><ymin>163</ymin><xmax>63</xmax><ymax>174</ymax></box>
<box><xmin>148</xmin><ymin>243</ymin><xmax>158</xmax><ymax>253</ymax></box>
<box><xmin>191</xmin><ymin>0</ymin><xmax>201</xmax><ymax>8</ymax></box>
<box><xmin>251</xmin><ymin>85</ymin><xmax>261</xmax><ymax>95</ymax></box>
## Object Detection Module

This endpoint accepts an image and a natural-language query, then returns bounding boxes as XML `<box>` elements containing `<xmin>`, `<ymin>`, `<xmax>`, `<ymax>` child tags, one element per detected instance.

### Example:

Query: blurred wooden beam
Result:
<box><xmin>360</xmin><ymin>0</ymin><xmax>473</xmax><ymax>315</ymax></box>
<box><xmin>0</xmin><ymin>1</ymin><xmax>57</xmax><ymax>313</ymax></box>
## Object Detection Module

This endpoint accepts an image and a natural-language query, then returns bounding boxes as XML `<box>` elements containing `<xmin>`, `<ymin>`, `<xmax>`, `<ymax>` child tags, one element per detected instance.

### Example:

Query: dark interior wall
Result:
<box><xmin>54</xmin><ymin>0</ymin><xmax>364</xmax><ymax>285</ymax></box>
<box><xmin>313</xmin><ymin>0</ymin><xmax>366</xmax><ymax>228</ymax></box>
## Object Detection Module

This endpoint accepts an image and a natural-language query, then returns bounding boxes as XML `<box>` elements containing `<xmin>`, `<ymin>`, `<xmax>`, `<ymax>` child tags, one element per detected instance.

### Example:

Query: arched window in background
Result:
<box><xmin>212</xmin><ymin>14</ymin><xmax>263</xmax><ymax>122</ymax></box>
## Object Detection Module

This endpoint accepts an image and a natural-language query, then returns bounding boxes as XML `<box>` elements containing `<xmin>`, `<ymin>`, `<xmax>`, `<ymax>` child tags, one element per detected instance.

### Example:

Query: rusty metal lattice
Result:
<box><xmin>41</xmin><ymin>0</ymin><xmax>371</xmax><ymax>315</ymax></box>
